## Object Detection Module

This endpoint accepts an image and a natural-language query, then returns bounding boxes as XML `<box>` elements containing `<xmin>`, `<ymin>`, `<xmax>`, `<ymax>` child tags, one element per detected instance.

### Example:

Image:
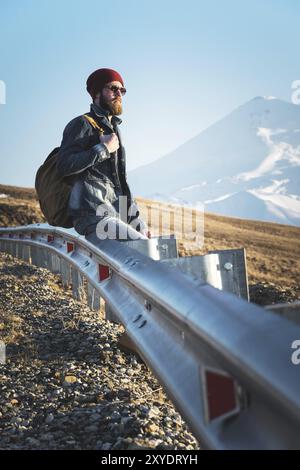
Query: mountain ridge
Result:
<box><xmin>129</xmin><ymin>96</ymin><xmax>300</xmax><ymax>226</ymax></box>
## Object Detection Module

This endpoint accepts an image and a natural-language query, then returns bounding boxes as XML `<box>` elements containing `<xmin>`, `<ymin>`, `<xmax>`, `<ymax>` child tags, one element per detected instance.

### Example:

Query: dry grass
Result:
<box><xmin>0</xmin><ymin>309</ymin><xmax>25</xmax><ymax>344</ymax></box>
<box><xmin>137</xmin><ymin>197</ymin><xmax>300</xmax><ymax>289</ymax></box>
<box><xmin>0</xmin><ymin>183</ymin><xmax>37</xmax><ymax>200</ymax></box>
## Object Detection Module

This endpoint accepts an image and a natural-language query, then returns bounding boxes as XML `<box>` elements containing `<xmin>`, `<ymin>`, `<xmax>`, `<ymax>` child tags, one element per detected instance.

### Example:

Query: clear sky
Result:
<box><xmin>0</xmin><ymin>0</ymin><xmax>300</xmax><ymax>187</ymax></box>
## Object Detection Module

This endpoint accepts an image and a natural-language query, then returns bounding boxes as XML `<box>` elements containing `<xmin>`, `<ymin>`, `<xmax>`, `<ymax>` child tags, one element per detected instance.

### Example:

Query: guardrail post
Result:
<box><xmin>157</xmin><ymin>236</ymin><xmax>178</xmax><ymax>259</ymax></box>
<box><xmin>12</xmin><ymin>240</ymin><xmax>17</xmax><ymax>258</ymax></box>
<box><xmin>87</xmin><ymin>283</ymin><xmax>101</xmax><ymax>311</ymax></box>
<box><xmin>0</xmin><ymin>341</ymin><xmax>6</xmax><ymax>365</ymax></box>
<box><xmin>39</xmin><ymin>248</ymin><xmax>51</xmax><ymax>269</ymax></box>
<box><xmin>30</xmin><ymin>245</ymin><xmax>39</xmax><ymax>266</ymax></box>
<box><xmin>8</xmin><ymin>241</ymin><xmax>13</xmax><ymax>256</ymax></box>
<box><xmin>31</xmin><ymin>244</ymin><xmax>47</xmax><ymax>269</ymax></box>
<box><xmin>105</xmin><ymin>303</ymin><xmax>118</xmax><ymax>322</ymax></box>
<box><xmin>36</xmin><ymin>246</ymin><xmax>44</xmax><ymax>268</ymax></box>
<box><xmin>161</xmin><ymin>253</ymin><xmax>222</xmax><ymax>289</ymax></box>
<box><xmin>21</xmin><ymin>244</ymin><xmax>31</xmax><ymax>263</ymax></box>
<box><xmin>0</xmin><ymin>239</ymin><xmax>6</xmax><ymax>254</ymax></box>
<box><xmin>208</xmin><ymin>248</ymin><xmax>249</xmax><ymax>300</ymax></box>
<box><xmin>16</xmin><ymin>240</ymin><xmax>22</xmax><ymax>258</ymax></box>
<box><xmin>124</xmin><ymin>238</ymin><xmax>161</xmax><ymax>260</ymax></box>
<box><xmin>49</xmin><ymin>253</ymin><xmax>61</xmax><ymax>274</ymax></box>
<box><xmin>60</xmin><ymin>258</ymin><xmax>71</xmax><ymax>287</ymax></box>
<box><xmin>71</xmin><ymin>268</ymin><xmax>85</xmax><ymax>301</ymax></box>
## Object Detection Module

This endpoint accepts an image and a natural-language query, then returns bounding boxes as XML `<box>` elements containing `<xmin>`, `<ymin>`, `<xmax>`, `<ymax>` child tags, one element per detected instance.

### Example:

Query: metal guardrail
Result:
<box><xmin>1</xmin><ymin>224</ymin><xmax>300</xmax><ymax>449</ymax></box>
<box><xmin>266</xmin><ymin>302</ymin><xmax>300</xmax><ymax>324</ymax></box>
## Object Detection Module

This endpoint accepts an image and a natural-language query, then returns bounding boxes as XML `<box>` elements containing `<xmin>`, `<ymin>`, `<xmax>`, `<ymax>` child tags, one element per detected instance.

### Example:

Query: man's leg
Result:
<box><xmin>73</xmin><ymin>215</ymin><xmax>147</xmax><ymax>244</ymax></box>
<box><xmin>93</xmin><ymin>215</ymin><xmax>148</xmax><ymax>242</ymax></box>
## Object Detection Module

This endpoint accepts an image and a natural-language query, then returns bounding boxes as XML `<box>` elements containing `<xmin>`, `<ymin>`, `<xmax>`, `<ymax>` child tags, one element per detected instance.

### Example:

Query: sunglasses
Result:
<box><xmin>104</xmin><ymin>85</ymin><xmax>127</xmax><ymax>96</ymax></box>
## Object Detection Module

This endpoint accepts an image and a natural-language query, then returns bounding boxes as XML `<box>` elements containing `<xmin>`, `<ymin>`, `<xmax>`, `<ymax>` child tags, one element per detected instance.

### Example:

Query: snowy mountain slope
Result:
<box><xmin>205</xmin><ymin>191</ymin><xmax>300</xmax><ymax>227</ymax></box>
<box><xmin>129</xmin><ymin>97</ymin><xmax>300</xmax><ymax>226</ymax></box>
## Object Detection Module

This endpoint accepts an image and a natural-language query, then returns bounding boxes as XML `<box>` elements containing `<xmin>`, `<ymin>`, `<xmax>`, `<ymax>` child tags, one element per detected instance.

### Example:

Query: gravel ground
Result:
<box><xmin>0</xmin><ymin>252</ymin><xmax>199</xmax><ymax>450</ymax></box>
<box><xmin>1</xmin><ymin>251</ymin><xmax>297</xmax><ymax>451</ymax></box>
<box><xmin>249</xmin><ymin>282</ymin><xmax>300</xmax><ymax>306</ymax></box>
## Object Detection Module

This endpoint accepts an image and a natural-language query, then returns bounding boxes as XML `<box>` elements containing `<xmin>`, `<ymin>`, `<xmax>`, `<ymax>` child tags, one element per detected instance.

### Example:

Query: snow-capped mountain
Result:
<box><xmin>129</xmin><ymin>96</ymin><xmax>300</xmax><ymax>226</ymax></box>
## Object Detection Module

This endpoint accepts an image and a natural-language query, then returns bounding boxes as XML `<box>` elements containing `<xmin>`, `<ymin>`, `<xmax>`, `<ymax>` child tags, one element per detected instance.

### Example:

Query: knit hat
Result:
<box><xmin>86</xmin><ymin>68</ymin><xmax>124</xmax><ymax>99</ymax></box>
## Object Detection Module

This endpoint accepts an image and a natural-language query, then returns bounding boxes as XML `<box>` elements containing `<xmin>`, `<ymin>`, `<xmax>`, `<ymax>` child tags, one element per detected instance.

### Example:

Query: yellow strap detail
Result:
<box><xmin>83</xmin><ymin>114</ymin><xmax>104</xmax><ymax>134</ymax></box>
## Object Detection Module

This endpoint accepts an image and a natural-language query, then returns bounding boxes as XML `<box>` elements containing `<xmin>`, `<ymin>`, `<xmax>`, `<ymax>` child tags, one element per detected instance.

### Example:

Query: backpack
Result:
<box><xmin>35</xmin><ymin>114</ymin><xmax>104</xmax><ymax>228</ymax></box>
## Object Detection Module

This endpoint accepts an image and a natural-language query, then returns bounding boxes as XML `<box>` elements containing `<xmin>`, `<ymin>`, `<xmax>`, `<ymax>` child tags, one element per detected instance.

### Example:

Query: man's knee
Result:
<box><xmin>95</xmin><ymin>216</ymin><xmax>145</xmax><ymax>241</ymax></box>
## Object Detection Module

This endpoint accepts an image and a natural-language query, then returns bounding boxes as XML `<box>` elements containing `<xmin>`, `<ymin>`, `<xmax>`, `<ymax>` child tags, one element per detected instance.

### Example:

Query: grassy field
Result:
<box><xmin>137</xmin><ymin>197</ymin><xmax>300</xmax><ymax>289</ymax></box>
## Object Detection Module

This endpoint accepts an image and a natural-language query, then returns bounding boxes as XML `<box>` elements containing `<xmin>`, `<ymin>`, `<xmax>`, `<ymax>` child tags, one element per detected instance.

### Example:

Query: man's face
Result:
<box><xmin>98</xmin><ymin>80</ymin><xmax>124</xmax><ymax>115</ymax></box>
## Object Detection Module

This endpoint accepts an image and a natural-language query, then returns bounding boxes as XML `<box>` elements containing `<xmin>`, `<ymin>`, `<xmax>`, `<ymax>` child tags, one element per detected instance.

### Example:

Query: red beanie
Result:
<box><xmin>86</xmin><ymin>68</ymin><xmax>124</xmax><ymax>99</ymax></box>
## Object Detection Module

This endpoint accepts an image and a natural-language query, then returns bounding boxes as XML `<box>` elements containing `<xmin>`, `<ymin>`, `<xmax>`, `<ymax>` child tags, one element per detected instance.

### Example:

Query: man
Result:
<box><xmin>56</xmin><ymin>68</ymin><xmax>150</xmax><ymax>242</ymax></box>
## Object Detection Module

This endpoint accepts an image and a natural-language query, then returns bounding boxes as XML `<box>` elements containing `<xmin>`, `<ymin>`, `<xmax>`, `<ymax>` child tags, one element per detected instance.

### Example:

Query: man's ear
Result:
<box><xmin>94</xmin><ymin>92</ymin><xmax>101</xmax><ymax>105</ymax></box>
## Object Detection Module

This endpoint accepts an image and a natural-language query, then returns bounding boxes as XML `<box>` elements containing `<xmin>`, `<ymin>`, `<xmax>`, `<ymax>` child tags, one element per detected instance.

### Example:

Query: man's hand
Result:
<box><xmin>100</xmin><ymin>133</ymin><xmax>120</xmax><ymax>153</ymax></box>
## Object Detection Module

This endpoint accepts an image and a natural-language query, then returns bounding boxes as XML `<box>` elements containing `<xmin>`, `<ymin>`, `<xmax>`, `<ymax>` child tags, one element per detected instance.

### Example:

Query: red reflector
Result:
<box><xmin>99</xmin><ymin>265</ymin><xmax>110</xmax><ymax>281</ymax></box>
<box><xmin>67</xmin><ymin>242</ymin><xmax>74</xmax><ymax>253</ymax></box>
<box><xmin>204</xmin><ymin>368</ymin><xmax>239</xmax><ymax>422</ymax></box>
<box><xmin>47</xmin><ymin>235</ymin><xmax>54</xmax><ymax>243</ymax></box>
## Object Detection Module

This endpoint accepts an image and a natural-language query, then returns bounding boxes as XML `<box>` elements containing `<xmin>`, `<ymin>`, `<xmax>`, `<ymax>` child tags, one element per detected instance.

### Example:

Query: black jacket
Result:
<box><xmin>56</xmin><ymin>103</ymin><xmax>140</xmax><ymax>225</ymax></box>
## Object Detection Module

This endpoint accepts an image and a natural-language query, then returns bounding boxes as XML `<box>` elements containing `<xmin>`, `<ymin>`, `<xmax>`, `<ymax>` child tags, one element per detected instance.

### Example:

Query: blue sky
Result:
<box><xmin>0</xmin><ymin>0</ymin><xmax>300</xmax><ymax>187</ymax></box>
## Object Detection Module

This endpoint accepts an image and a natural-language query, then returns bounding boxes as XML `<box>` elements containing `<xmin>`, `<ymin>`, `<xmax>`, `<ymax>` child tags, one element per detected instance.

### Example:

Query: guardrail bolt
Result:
<box><xmin>224</xmin><ymin>262</ymin><xmax>233</xmax><ymax>271</ymax></box>
<box><xmin>133</xmin><ymin>314</ymin><xmax>143</xmax><ymax>323</ymax></box>
<box><xmin>138</xmin><ymin>320</ymin><xmax>147</xmax><ymax>328</ymax></box>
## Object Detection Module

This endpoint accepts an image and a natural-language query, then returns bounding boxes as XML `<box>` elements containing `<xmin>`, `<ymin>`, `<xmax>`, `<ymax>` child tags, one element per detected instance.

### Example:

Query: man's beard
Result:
<box><xmin>100</xmin><ymin>95</ymin><xmax>122</xmax><ymax>115</ymax></box>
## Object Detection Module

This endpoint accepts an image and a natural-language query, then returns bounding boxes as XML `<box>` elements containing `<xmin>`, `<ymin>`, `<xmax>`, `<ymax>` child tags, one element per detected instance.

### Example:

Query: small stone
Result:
<box><xmin>84</xmin><ymin>425</ymin><xmax>98</xmax><ymax>433</ymax></box>
<box><xmin>63</xmin><ymin>375</ymin><xmax>77</xmax><ymax>385</ymax></box>
<box><xmin>45</xmin><ymin>413</ymin><xmax>54</xmax><ymax>424</ymax></box>
<box><xmin>148</xmin><ymin>406</ymin><xmax>160</xmax><ymax>418</ymax></box>
<box><xmin>111</xmin><ymin>411</ymin><xmax>121</xmax><ymax>421</ymax></box>
<box><xmin>146</xmin><ymin>423</ymin><xmax>160</xmax><ymax>434</ymax></box>
<box><xmin>26</xmin><ymin>437</ymin><xmax>40</xmax><ymax>446</ymax></box>
<box><xmin>65</xmin><ymin>440</ymin><xmax>76</xmax><ymax>445</ymax></box>
<box><xmin>102</xmin><ymin>442</ymin><xmax>112</xmax><ymax>450</ymax></box>
<box><xmin>121</xmin><ymin>417</ymin><xmax>132</xmax><ymax>425</ymax></box>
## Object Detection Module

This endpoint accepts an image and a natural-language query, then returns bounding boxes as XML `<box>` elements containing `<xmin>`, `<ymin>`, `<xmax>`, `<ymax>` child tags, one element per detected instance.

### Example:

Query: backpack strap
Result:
<box><xmin>83</xmin><ymin>114</ymin><xmax>105</xmax><ymax>135</ymax></box>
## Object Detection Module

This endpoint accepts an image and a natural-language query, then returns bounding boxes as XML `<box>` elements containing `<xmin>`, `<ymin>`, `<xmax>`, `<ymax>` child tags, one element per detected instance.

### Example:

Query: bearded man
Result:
<box><xmin>56</xmin><ymin>68</ymin><xmax>150</xmax><ymax>242</ymax></box>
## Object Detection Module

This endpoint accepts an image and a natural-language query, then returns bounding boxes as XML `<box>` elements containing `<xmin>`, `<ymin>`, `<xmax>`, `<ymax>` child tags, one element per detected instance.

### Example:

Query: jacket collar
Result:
<box><xmin>90</xmin><ymin>102</ymin><xmax>122</xmax><ymax>128</ymax></box>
